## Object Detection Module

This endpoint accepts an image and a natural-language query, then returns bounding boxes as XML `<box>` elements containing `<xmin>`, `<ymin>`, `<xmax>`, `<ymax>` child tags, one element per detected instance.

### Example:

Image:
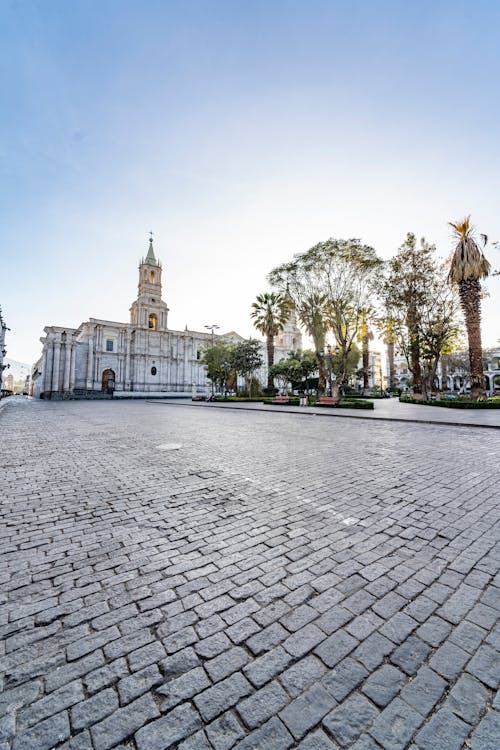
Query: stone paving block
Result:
<box><xmin>321</xmin><ymin>656</ymin><xmax>368</xmax><ymax>702</ymax></box>
<box><xmin>246</xmin><ymin>623</ymin><xmax>288</xmax><ymax>655</ymax></box>
<box><xmin>103</xmin><ymin>629</ymin><xmax>154</xmax><ymax>661</ymax></box>
<box><xmin>194</xmin><ymin>672</ymin><xmax>253</xmax><ymax>722</ymax></box>
<box><xmin>283</xmin><ymin>623</ymin><xmax>325</xmax><ymax>658</ymax></box>
<box><xmin>466</xmin><ymin>643</ymin><xmax>500</xmax><ymax>688</ymax></box>
<box><xmin>361</xmin><ymin>665</ymin><xmax>407</xmax><ymax>708</ymax></box>
<box><xmin>369</xmin><ymin>697</ymin><xmax>423</xmax><ymax>749</ymax></box>
<box><xmin>414</xmin><ymin>708</ymin><xmax>470</xmax><ymax>750</ymax></box>
<box><xmin>233</xmin><ymin>716</ymin><xmax>293</xmax><ymax>749</ymax></box>
<box><xmin>353</xmin><ymin>632</ymin><xmax>395</xmax><ymax>670</ymax></box>
<box><xmin>18</xmin><ymin>679</ymin><xmax>84</xmax><ymax>731</ymax></box>
<box><xmin>206</xmin><ymin>711</ymin><xmax>245</xmax><ymax>750</ymax></box>
<box><xmin>83</xmin><ymin>657</ymin><xmax>129</xmax><ymax>695</ymax></box>
<box><xmin>323</xmin><ymin>693</ymin><xmax>378</xmax><ymax>747</ymax></box>
<box><xmin>372</xmin><ymin>591</ymin><xmax>407</xmax><ymax>620</ymax></box>
<box><xmin>159</xmin><ymin>665</ymin><xmax>211</xmax><ymax>710</ymax></box>
<box><xmin>429</xmin><ymin>641</ymin><xmax>470</xmax><ymax>681</ymax></box>
<box><xmin>237</xmin><ymin>680</ymin><xmax>290</xmax><ymax>730</ymax></box>
<box><xmin>12</xmin><ymin>711</ymin><xmax>70</xmax><ymax>750</ymax></box>
<box><xmin>449</xmin><ymin>620</ymin><xmax>487</xmax><ymax>654</ymax></box>
<box><xmin>135</xmin><ymin>702</ymin><xmax>202</xmax><ymax>750</ymax></box>
<box><xmin>470</xmin><ymin>710</ymin><xmax>500</xmax><ymax>750</ymax></box>
<box><xmin>379</xmin><ymin>612</ymin><xmax>418</xmax><ymax>645</ymax></box>
<box><xmin>279</xmin><ymin>682</ymin><xmax>337</xmax><ymax>740</ymax></box>
<box><xmin>71</xmin><ymin>688</ymin><xmax>118</xmax><ymax>731</ymax></box>
<box><xmin>416</xmin><ymin>615</ymin><xmax>452</xmax><ymax>647</ymax></box>
<box><xmin>206</xmin><ymin>646</ymin><xmax>250</xmax><ymax>683</ymax></box>
<box><xmin>315</xmin><ymin>629</ymin><xmax>359</xmax><ymax>668</ymax></box>
<box><xmin>226</xmin><ymin>617</ymin><xmax>260</xmax><ymax>644</ymax></box>
<box><xmin>390</xmin><ymin>635</ymin><xmax>432</xmax><ymax>675</ymax></box>
<box><xmin>195</xmin><ymin>631</ymin><xmax>232</xmax><ymax>659</ymax></box>
<box><xmin>177</xmin><ymin>729</ymin><xmax>212</xmax><ymax>750</ymax></box>
<box><xmin>128</xmin><ymin>639</ymin><xmax>167</xmax><ymax>671</ymax></box>
<box><xmin>117</xmin><ymin>663</ymin><xmax>163</xmax><ymax>704</ymax></box>
<box><xmin>296</xmin><ymin>729</ymin><xmax>340</xmax><ymax>749</ymax></box>
<box><xmin>316</xmin><ymin>606</ymin><xmax>353</xmax><ymax>635</ymax></box>
<box><xmin>399</xmin><ymin>666</ymin><xmax>447</xmax><ymax>717</ymax></box>
<box><xmin>92</xmin><ymin>692</ymin><xmax>160</xmax><ymax>750</ymax></box>
<box><xmin>279</xmin><ymin>654</ymin><xmax>326</xmax><ymax>698</ymax></box>
<box><xmin>45</xmin><ymin>651</ymin><xmax>106</xmax><ymax>692</ymax></box>
<box><xmin>162</xmin><ymin>626</ymin><xmax>198</xmax><ymax>654</ymax></box>
<box><xmin>160</xmin><ymin>647</ymin><xmax>201</xmax><ymax>679</ymax></box>
<box><xmin>445</xmin><ymin>674</ymin><xmax>490</xmax><ymax>725</ymax></box>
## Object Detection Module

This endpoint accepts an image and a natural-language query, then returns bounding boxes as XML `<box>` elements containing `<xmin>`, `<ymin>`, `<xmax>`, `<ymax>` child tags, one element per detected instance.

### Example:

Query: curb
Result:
<box><xmin>146</xmin><ymin>399</ymin><xmax>500</xmax><ymax>431</ymax></box>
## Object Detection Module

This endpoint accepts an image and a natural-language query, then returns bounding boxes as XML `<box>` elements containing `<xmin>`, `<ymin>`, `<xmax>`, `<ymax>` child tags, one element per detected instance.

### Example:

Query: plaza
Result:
<box><xmin>1</xmin><ymin>399</ymin><xmax>499</xmax><ymax>749</ymax></box>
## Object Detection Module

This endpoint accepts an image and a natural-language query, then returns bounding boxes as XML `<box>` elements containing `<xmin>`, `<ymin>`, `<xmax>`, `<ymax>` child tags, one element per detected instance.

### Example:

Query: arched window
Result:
<box><xmin>150</xmin><ymin>271</ymin><xmax>155</xmax><ymax>283</ymax></box>
<box><xmin>148</xmin><ymin>313</ymin><xmax>157</xmax><ymax>330</ymax></box>
<box><xmin>151</xmin><ymin>366</ymin><xmax>157</xmax><ymax>376</ymax></box>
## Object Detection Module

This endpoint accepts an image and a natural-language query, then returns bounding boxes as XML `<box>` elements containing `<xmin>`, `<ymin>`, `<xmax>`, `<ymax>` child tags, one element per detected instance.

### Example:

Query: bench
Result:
<box><xmin>272</xmin><ymin>395</ymin><xmax>290</xmax><ymax>404</ymax></box>
<box><xmin>318</xmin><ymin>396</ymin><xmax>339</xmax><ymax>407</ymax></box>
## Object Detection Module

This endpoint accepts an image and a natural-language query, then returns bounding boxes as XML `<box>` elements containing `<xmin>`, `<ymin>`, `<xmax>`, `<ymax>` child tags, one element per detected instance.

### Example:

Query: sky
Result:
<box><xmin>1</xmin><ymin>0</ymin><xmax>499</xmax><ymax>365</ymax></box>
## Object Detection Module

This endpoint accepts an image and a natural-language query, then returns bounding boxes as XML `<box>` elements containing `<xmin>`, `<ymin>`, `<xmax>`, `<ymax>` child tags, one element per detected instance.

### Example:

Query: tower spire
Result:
<box><xmin>145</xmin><ymin>231</ymin><xmax>156</xmax><ymax>265</ymax></box>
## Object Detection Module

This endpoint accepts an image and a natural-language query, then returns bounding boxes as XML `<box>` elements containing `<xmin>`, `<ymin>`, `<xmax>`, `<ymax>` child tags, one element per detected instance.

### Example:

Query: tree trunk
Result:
<box><xmin>407</xmin><ymin>303</ymin><xmax>422</xmax><ymax>395</ymax></box>
<box><xmin>459</xmin><ymin>278</ymin><xmax>485</xmax><ymax>400</ymax></box>
<box><xmin>441</xmin><ymin>355</ymin><xmax>448</xmax><ymax>392</ymax></box>
<box><xmin>362</xmin><ymin>334</ymin><xmax>369</xmax><ymax>389</ymax></box>
<box><xmin>266</xmin><ymin>333</ymin><xmax>275</xmax><ymax>389</ymax></box>
<box><xmin>387</xmin><ymin>341</ymin><xmax>396</xmax><ymax>390</ymax></box>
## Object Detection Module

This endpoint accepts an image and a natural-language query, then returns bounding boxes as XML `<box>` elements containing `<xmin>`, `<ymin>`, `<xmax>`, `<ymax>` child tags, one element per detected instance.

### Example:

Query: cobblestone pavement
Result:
<box><xmin>1</xmin><ymin>399</ymin><xmax>499</xmax><ymax>750</ymax></box>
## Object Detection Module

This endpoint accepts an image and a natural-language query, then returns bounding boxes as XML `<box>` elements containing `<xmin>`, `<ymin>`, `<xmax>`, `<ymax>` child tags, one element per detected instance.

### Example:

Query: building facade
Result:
<box><xmin>32</xmin><ymin>238</ymin><xmax>301</xmax><ymax>399</ymax></box>
<box><xmin>0</xmin><ymin>307</ymin><xmax>9</xmax><ymax>395</ymax></box>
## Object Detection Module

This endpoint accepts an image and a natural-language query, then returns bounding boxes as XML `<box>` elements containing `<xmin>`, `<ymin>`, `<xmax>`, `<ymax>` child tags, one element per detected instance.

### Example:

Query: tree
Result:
<box><xmin>270</xmin><ymin>350</ymin><xmax>318</xmax><ymax>395</ymax></box>
<box><xmin>448</xmin><ymin>216</ymin><xmax>491</xmax><ymax>400</ymax></box>
<box><xmin>202</xmin><ymin>341</ymin><xmax>234</xmax><ymax>393</ymax></box>
<box><xmin>380</xmin><ymin>235</ymin><xmax>462</xmax><ymax>398</ymax></box>
<box><xmin>250</xmin><ymin>293</ymin><xmax>291</xmax><ymax>388</ymax></box>
<box><xmin>380</xmin><ymin>234</ymin><xmax>436</xmax><ymax>395</ymax></box>
<box><xmin>229</xmin><ymin>339</ymin><xmax>264</xmax><ymax>397</ymax></box>
<box><xmin>269</xmin><ymin>238</ymin><xmax>382</xmax><ymax>397</ymax></box>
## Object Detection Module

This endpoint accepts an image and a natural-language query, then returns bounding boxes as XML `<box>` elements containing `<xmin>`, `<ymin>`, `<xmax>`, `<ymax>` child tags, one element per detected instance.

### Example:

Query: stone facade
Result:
<box><xmin>32</xmin><ymin>238</ymin><xmax>301</xmax><ymax>399</ymax></box>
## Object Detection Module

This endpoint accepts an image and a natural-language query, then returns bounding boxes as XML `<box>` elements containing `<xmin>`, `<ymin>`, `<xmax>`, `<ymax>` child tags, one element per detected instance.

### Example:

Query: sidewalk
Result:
<box><xmin>150</xmin><ymin>396</ymin><xmax>500</xmax><ymax>430</ymax></box>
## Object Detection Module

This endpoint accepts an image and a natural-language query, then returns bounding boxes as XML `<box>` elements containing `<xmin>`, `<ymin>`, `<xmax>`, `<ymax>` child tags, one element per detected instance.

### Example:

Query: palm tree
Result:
<box><xmin>448</xmin><ymin>216</ymin><xmax>491</xmax><ymax>399</ymax></box>
<box><xmin>295</xmin><ymin>292</ymin><xmax>328</xmax><ymax>393</ymax></box>
<box><xmin>251</xmin><ymin>292</ymin><xmax>291</xmax><ymax>389</ymax></box>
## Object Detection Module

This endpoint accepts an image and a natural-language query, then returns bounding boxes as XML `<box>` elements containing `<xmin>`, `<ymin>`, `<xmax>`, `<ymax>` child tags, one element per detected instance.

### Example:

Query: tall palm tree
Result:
<box><xmin>448</xmin><ymin>216</ymin><xmax>491</xmax><ymax>399</ymax></box>
<box><xmin>251</xmin><ymin>292</ymin><xmax>291</xmax><ymax>388</ymax></box>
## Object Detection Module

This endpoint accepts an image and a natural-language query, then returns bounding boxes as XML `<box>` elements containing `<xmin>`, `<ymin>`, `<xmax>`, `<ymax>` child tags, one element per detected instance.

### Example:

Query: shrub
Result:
<box><xmin>400</xmin><ymin>395</ymin><xmax>500</xmax><ymax>409</ymax></box>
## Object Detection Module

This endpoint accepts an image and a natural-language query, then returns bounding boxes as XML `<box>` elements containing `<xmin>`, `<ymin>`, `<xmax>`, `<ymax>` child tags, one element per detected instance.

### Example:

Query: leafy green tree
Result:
<box><xmin>251</xmin><ymin>292</ymin><xmax>291</xmax><ymax>388</ymax></box>
<box><xmin>229</xmin><ymin>339</ymin><xmax>264</xmax><ymax>397</ymax></box>
<box><xmin>448</xmin><ymin>216</ymin><xmax>491</xmax><ymax>399</ymax></box>
<box><xmin>202</xmin><ymin>341</ymin><xmax>234</xmax><ymax>393</ymax></box>
<box><xmin>269</xmin><ymin>238</ymin><xmax>382</xmax><ymax>397</ymax></box>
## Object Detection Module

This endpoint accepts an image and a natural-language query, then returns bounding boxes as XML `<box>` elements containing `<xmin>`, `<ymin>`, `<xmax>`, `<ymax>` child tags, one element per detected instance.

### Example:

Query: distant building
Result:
<box><xmin>32</xmin><ymin>237</ymin><xmax>301</xmax><ymax>399</ymax></box>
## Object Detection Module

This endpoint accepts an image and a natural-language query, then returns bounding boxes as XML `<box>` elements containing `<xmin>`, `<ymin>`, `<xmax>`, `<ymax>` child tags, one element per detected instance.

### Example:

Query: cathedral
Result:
<box><xmin>32</xmin><ymin>237</ymin><xmax>301</xmax><ymax>399</ymax></box>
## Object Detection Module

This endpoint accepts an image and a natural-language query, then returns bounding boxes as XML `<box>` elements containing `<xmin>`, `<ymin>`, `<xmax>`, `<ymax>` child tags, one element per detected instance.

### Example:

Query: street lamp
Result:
<box><xmin>204</xmin><ymin>324</ymin><xmax>220</xmax><ymax>395</ymax></box>
<box><xmin>319</xmin><ymin>344</ymin><xmax>333</xmax><ymax>397</ymax></box>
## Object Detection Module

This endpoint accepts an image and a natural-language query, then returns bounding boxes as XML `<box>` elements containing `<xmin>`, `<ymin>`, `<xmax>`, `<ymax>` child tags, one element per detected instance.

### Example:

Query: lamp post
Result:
<box><xmin>204</xmin><ymin>324</ymin><xmax>220</xmax><ymax>395</ymax></box>
<box><xmin>319</xmin><ymin>344</ymin><xmax>333</xmax><ymax>396</ymax></box>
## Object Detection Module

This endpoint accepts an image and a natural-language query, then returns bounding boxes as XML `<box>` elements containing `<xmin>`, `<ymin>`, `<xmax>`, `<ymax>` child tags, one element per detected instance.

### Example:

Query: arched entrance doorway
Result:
<box><xmin>102</xmin><ymin>369</ymin><xmax>116</xmax><ymax>393</ymax></box>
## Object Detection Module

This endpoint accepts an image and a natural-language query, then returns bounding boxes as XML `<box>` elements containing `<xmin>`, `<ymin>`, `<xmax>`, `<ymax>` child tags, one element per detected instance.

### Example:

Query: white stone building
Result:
<box><xmin>32</xmin><ymin>238</ymin><xmax>300</xmax><ymax>399</ymax></box>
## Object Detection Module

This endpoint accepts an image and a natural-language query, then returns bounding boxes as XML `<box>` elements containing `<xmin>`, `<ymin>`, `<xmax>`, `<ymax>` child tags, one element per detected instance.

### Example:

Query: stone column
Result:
<box><xmin>63</xmin><ymin>340</ymin><xmax>72</xmax><ymax>392</ymax></box>
<box><xmin>69</xmin><ymin>344</ymin><xmax>76</xmax><ymax>390</ymax></box>
<box><xmin>43</xmin><ymin>342</ymin><xmax>54</xmax><ymax>395</ymax></box>
<box><xmin>125</xmin><ymin>331</ymin><xmax>131</xmax><ymax>390</ymax></box>
<box><xmin>51</xmin><ymin>341</ymin><xmax>61</xmax><ymax>393</ymax></box>
<box><xmin>86</xmin><ymin>336</ymin><xmax>94</xmax><ymax>390</ymax></box>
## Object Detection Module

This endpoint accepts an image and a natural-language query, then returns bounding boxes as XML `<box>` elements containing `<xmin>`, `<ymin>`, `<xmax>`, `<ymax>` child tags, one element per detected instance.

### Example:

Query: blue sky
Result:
<box><xmin>1</xmin><ymin>0</ymin><xmax>499</xmax><ymax>364</ymax></box>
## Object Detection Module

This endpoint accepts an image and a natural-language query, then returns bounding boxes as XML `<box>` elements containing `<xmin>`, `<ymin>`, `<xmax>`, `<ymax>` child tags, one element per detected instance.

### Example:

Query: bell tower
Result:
<box><xmin>130</xmin><ymin>234</ymin><xmax>169</xmax><ymax>331</ymax></box>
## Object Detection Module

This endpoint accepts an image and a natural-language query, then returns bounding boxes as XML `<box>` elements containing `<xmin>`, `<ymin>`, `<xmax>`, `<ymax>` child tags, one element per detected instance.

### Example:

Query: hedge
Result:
<box><xmin>400</xmin><ymin>396</ymin><xmax>500</xmax><ymax>409</ymax></box>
